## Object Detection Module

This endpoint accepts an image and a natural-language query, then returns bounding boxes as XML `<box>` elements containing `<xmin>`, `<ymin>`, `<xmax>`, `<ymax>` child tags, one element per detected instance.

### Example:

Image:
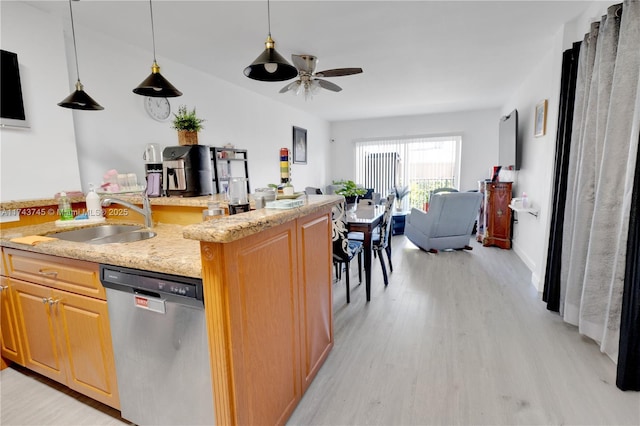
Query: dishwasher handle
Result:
<box><xmin>132</xmin><ymin>290</ymin><xmax>167</xmax><ymax>314</ymax></box>
<box><xmin>134</xmin><ymin>288</ymin><xmax>161</xmax><ymax>299</ymax></box>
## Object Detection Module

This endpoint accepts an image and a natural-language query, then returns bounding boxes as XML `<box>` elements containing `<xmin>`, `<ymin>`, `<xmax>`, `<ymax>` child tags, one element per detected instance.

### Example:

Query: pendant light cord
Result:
<box><xmin>68</xmin><ymin>0</ymin><xmax>81</xmax><ymax>81</ymax></box>
<box><xmin>267</xmin><ymin>0</ymin><xmax>272</xmax><ymax>37</ymax></box>
<box><xmin>149</xmin><ymin>0</ymin><xmax>157</xmax><ymax>62</ymax></box>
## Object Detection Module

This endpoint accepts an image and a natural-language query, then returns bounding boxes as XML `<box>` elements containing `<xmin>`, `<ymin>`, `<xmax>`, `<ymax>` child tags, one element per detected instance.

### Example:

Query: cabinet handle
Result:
<box><xmin>0</xmin><ymin>285</ymin><xmax>7</xmax><ymax>291</ymax></box>
<box><xmin>38</xmin><ymin>269</ymin><xmax>58</xmax><ymax>278</ymax></box>
<box><xmin>47</xmin><ymin>297</ymin><xmax>60</xmax><ymax>306</ymax></box>
<box><xmin>42</xmin><ymin>297</ymin><xmax>49</xmax><ymax>304</ymax></box>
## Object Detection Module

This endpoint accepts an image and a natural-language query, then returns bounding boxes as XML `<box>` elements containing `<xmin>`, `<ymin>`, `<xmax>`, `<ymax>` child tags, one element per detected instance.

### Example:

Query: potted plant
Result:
<box><xmin>171</xmin><ymin>105</ymin><xmax>205</xmax><ymax>146</ymax></box>
<box><xmin>334</xmin><ymin>180</ymin><xmax>367</xmax><ymax>205</ymax></box>
<box><xmin>393</xmin><ymin>185</ymin><xmax>410</xmax><ymax>211</ymax></box>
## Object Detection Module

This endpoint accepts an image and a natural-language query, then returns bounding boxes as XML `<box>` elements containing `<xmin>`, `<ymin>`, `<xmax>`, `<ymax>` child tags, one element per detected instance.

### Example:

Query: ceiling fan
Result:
<box><xmin>279</xmin><ymin>54</ymin><xmax>363</xmax><ymax>99</ymax></box>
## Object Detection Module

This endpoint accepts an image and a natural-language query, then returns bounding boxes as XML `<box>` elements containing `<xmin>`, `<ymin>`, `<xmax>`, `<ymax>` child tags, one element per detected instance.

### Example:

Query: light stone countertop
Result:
<box><xmin>182</xmin><ymin>195</ymin><xmax>342</xmax><ymax>243</ymax></box>
<box><xmin>0</xmin><ymin>195</ymin><xmax>343</xmax><ymax>278</ymax></box>
<box><xmin>1</xmin><ymin>220</ymin><xmax>202</xmax><ymax>278</ymax></box>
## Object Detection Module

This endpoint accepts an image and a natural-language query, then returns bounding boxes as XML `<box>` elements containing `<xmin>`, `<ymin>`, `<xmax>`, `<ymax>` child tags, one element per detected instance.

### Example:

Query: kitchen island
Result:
<box><xmin>0</xmin><ymin>194</ymin><xmax>341</xmax><ymax>425</ymax></box>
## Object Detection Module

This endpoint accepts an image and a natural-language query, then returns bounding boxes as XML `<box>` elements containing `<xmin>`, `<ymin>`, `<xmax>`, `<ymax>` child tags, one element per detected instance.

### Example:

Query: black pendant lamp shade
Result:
<box><xmin>244</xmin><ymin>35</ymin><xmax>298</xmax><ymax>82</ymax></box>
<box><xmin>244</xmin><ymin>0</ymin><xmax>297</xmax><ymax>82</ymax></box>
<box><xmin>58</xmin><ymin>80</ymin><xmax>104</xmax><ymax>110</ymax></box>
<box><xmin>133</xmin><ymin>0</ymin><xmax>182</xmax><ymax>97</ymax></box>
<box><xmin>58</xmin><ymin>0</ymin><xmax>103</xmax><ymax>111</ymax></box>
<box><xmin>133</xmin><ymin>60</ymin><xmax>182</xmax><ymax>97</ymax></box>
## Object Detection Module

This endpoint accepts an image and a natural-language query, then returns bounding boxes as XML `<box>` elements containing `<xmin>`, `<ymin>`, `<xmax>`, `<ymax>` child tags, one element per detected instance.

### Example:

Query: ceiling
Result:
<box><xmin>23</xmin><ymin>0</ymin><xmax>595</xmax><ymax>122</ymax></box>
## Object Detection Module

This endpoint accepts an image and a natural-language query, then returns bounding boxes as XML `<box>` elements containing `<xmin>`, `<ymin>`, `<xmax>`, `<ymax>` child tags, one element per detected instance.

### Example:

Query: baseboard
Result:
<box><xmin>511</xmin><ymin>241</ymin><xmax>540</xmax><ymax>291</ymax></box>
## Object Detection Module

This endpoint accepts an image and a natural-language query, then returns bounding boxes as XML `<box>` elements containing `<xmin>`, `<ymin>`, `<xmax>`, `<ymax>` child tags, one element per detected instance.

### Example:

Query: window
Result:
<box><xmin>354</xmin><ymin>135</ymin><xmax>461</xmax><ymax>209</ymax></box>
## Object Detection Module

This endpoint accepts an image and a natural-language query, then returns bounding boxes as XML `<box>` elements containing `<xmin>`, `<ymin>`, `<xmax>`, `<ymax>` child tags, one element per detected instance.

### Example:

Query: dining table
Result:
<box><xmin>346</xmin><ymin>204</ymin><xmax>385</xmax><ymax>302</ymax></box>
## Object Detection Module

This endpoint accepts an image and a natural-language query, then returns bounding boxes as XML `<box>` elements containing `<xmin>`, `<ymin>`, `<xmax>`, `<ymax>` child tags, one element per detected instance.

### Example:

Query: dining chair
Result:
<box><xmin>373</xmin><ymin>194</ymin><xmax>395</xmax><ymax>285</ymax></box>
<box><xmin>332</xmin><ymin>202</ymin><xmax>363</xmax><ymax>303</ymax></box>
<box><xmin>348</xmin><ymin>194</ymin><xmax>395</xmax><ymax>285</ymax></box>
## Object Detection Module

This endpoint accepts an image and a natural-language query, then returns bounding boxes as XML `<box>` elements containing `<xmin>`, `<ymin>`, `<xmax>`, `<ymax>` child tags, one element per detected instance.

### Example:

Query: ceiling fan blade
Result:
<box><xmin>279</xmin><ymin>80</ymin><xmax>300</xmax><ymax>94</ymax></box>
<box><xmin>291</xmin><ymin>54</ymin><xmax>317</xmax><ymax>74</ymax></box>
<box><xmin>315</xmin><ymin>67</ymin><xmax>363</xmax><ymax>78</ymax></box>
<box><xmin>316</xmin><ymin>79</ymin><xmax>342</xmax><ymax>92</ymax></box>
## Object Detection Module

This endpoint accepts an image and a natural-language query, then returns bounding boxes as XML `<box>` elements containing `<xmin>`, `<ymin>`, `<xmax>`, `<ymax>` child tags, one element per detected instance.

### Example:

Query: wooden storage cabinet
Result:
<box><xmin>477</xmin><ymin>181</ymin><xmax>512</xmax><ymax>249</ymax></box>
<box><xmin>1</xmin><ymin>275</ymin><xmax>24</xmax><ymax>366</ymax></box>
<box><xmin>4</xmin><ymin>249</ymin><xmax>119</xmax><ymax>409</ymax></box>
<box><xmin>201</xmin><ymin>208</ymin><xmax>333</xmax><ymax>425</ymax></box>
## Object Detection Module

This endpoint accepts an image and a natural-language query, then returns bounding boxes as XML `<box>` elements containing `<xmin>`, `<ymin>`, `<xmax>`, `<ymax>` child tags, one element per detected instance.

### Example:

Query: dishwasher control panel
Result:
<box><xmin>100</xmin><ymin>265</ymin><xmax>204</xmax><ymax>303</ymax></box>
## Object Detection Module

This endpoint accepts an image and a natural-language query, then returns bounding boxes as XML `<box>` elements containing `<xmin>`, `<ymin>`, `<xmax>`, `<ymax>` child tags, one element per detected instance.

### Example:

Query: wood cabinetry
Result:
<box><xmin>1</xmin><ymin>275</ymin><xmax>24</xmax><ymax>366</ymax></box>
<box><xmin>200</xmin><ymin>207</ymin><xmax>333</xmax><ymax>425</ymax></box>
<box><xmin>4</xmin><ymin>249</ymin><xmax>119</xmax><ymax>409</ymax></box>
<box><xmin>477</xmin><ymin>181</ymin><xmax>512</xmax><ymax>249</ymax></box>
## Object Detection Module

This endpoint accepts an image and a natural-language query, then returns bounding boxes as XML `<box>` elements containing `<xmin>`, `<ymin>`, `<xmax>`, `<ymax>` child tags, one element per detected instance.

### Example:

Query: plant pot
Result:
<box><xmin>345</xmin><ymin>195</ymin><xmax>358</xmax><ymax>206</ymax></box>
<box><xmin>178</xmin><ymin>130</ymin><xmax>198</xmax><ymax>146</ymax></box>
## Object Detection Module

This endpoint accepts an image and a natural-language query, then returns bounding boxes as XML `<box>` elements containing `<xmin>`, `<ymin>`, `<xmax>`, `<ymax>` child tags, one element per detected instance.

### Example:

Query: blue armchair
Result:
<box><xmin>405</xmin><ymin>191</ymin><xmax>482</xmax><ymax>253</ymax></box>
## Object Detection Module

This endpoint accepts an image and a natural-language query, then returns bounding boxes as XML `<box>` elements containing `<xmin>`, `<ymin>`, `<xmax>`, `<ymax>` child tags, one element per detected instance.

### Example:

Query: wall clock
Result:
<box><xmin>144</xmin><ymin>97</ymin><xmax>171</xmax><ymax>121</ymax></box>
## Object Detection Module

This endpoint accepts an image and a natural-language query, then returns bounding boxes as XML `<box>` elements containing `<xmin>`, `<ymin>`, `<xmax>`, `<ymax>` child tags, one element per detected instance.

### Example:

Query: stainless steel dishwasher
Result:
<box><xmin>100</xmin><ymin>264</ymin><xmax>215</xmax><ymax>426</ymax></box>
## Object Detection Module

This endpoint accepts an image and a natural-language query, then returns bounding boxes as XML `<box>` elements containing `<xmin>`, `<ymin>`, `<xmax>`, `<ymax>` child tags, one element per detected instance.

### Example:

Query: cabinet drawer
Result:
<box><xmin>3</xmin><ymin>249</ymin><xmax>104</xmax><ymax>300</ymax></box>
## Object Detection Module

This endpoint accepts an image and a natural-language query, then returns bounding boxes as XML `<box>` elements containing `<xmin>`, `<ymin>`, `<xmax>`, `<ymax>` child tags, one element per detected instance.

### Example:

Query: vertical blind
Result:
<box><xmin>354</xmin><ymin>135</ymin><xmax>461</xmax><ymax>206</ymax></box>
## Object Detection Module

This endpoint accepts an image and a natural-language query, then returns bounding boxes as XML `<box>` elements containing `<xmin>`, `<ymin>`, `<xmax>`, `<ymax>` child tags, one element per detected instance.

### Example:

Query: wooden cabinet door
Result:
<box><xmin>1</xmin><ymin>276</ymin><xmax>24</xmax><ymax>365</ymax></box>
<box><xmin>297</xmin><ymin>211</ymin><xmax>333</xmax><ymax>392</ymax></box>
<box><xmin>54</xmin><ymin>289</ymin><xmax>120</xmax><ymax>409</ymax></box>
<box><xmin>12</xmin><ymin>279</ymin><xmax>67</xmax><ymax>383</ymax></box>
<box><xmin>488</xmin><ymin>185</ymin><xmax>511</xmax><ymax>240</ymax></box>
<box><xmin>484</xmin><ymin>182</ymin><xmax>512</xmax><ymax>249</ymax></box>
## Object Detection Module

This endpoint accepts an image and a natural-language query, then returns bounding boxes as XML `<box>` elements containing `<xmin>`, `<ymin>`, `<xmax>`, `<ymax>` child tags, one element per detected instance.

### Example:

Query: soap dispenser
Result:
<box><xmin>86</xmin><ymin>184</ymin><xmax>103</xmax><ymax>219</ymax></box>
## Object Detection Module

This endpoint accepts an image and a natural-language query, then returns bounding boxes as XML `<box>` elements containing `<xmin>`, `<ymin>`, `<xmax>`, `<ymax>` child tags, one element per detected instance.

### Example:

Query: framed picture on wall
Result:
<box><xmin>293</xmin><ymin>126</ymin><xmax>307</xmax><ymax>164</ymax></box>
<box><xmin>534</xmin><ymin>99</ymin><xmax>548</xmax><ymax>137</ymax></box>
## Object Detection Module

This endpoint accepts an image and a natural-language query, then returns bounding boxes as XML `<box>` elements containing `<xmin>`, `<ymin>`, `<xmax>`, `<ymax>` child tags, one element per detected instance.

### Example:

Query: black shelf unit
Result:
<box><xmin>210</xmin><ymin>147</ymin><xmax>250</xmax><ymax>194</ymax></box>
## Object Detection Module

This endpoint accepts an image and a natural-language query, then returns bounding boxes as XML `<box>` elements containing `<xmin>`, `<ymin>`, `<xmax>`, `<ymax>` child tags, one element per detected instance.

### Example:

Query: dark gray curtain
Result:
<box><xmin>543</xmin><ymin>41</ymin><xmax>581</xmax><ymax>312</ymax></box>
<box><xmin>617</xmin><ymin>120</ymin><xmax>640</xmax><ymax>392</ymax></box>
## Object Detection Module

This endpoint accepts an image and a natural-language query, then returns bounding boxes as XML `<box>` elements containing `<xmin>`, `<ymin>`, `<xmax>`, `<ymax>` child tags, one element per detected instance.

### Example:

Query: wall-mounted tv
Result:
<box><xmin>498</xmin><ymin>109</ymin><xmax>519</xmax><ymax>170</ymax></box>
<box><xmin>1</xmin><ymin>49</ymin><xmax>30</xmax><ymax>128</ymax></box>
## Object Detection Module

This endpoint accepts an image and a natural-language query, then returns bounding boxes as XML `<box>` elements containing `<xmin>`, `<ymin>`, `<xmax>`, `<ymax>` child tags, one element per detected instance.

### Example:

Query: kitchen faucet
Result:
<box><xmin>101</xmin><ymin>192</ymin><xmax>153</xmax><ymax>228</ymax></box>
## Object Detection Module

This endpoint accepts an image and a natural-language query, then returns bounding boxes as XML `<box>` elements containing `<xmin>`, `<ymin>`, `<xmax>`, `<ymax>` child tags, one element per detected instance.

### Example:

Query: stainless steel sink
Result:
<box><xmin>90</xmin><ymin>230</ymin><xmax>157</xmax><ymax>244</ymax></box>
<box><xmin>50</xmin><ymin>224</ymin><xmax>156</xmax><ymax>244</ymax></box>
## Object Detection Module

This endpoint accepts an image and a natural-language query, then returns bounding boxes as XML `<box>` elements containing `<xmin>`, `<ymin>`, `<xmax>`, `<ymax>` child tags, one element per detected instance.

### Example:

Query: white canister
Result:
<box><xmin>85</xmin><ymin>184</ymin><xmax>103</xmax><ymax>218</ymax></box>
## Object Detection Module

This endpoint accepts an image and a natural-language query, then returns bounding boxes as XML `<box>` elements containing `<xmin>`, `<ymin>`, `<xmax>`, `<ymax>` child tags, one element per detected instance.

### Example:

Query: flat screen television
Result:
<box><xmin>498</xmin><ymin>109</ymin><xmax>519</xmax><ymax>170</ymax></box>
<box><xmin>1</xmin><ymin>49</ymin><xmax>30</xmax><ymax>128</ymax></box>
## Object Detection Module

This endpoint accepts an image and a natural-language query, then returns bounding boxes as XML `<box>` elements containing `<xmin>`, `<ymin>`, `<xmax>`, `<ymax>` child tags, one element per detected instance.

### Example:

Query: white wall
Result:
<box><xmin>501</xmin><ymin>0</ymin><xmax>610</xmax><ymax>291</ymax></box>
<box><xmin>69</xmin><ymin>24</ymin><xmax>330</xmax><ymax>194</ymax></box>
<box><xmin>500</xmin><ymin>33</ymin><xmax>563</xmax><ymax>290</ymax></box>
<box><xmin>0</xmin><ymin>2</ymin><xmax>82</xmax><ymax>201</ymax></box>
<box><xmin>0</xmin><ymin>2</ymin><xmax>330</xmax><ymax>202</ymax></box>
<box><xmin>329</xmin><ymin>109</ymin><xmax>501</xmax><ymax>192</ymax></box>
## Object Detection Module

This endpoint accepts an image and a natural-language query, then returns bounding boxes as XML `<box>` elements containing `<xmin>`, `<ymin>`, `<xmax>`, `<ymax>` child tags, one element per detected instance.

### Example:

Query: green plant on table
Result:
<box><xmin>333</xmin><ymin>180</ymin><xmax>367</xmax><ymax>197</ymax></box>
<box><xmin>171</xmin><ymin>105</ymin><xmax>205</xmax><ymax>132</ymax></box>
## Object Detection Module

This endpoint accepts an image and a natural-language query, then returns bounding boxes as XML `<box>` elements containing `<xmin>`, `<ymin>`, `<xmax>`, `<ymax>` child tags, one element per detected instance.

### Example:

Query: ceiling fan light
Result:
<box><xmin>244</xmin><ymin>36</ymin><xmax>298</xmax><ymax>82</ymax></box>
<box><xmin>310</xmin><ymin>80</ymin><xmax>322</xmax><ymax>94</ymax></box>
<box><xmin>133</xmin><ymin>61</ymin><xmax>183</xmax><ymax>97</ymax></box>
<box><xmin>58</xmin><ymin>80</ymin><xmax>104</xmax><ymax>110</ymax></box>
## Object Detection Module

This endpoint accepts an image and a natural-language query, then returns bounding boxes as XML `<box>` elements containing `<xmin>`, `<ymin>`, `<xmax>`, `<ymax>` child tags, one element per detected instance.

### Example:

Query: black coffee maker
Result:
<box><xmin>162</xmin><ymin>145</ymin><xmax>213</xmax><ymax>197</ymax></box>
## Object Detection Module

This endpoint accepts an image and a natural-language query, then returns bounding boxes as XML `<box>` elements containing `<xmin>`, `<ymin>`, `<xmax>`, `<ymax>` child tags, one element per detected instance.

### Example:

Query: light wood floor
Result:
<box><xmin>1</xmin><ymin>236</ymin><xmax>639</xmax><ymax>425</ymax></box>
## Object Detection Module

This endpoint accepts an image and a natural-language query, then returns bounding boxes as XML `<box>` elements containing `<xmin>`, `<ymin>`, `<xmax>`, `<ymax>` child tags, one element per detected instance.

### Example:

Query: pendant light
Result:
<box><xmin>244</xmin><ymin>0</ymin><xmax>297</xmax><ymax>82</ymax></box>
<box><xmin>133</xmin><ymin>0</ymin><xmax>182</xmax><ymax>97</ymax></box>
<box><xmin>58</xmin><ymin>0</ymin><xmax>103</xmax><ymax>111</ymax></box>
